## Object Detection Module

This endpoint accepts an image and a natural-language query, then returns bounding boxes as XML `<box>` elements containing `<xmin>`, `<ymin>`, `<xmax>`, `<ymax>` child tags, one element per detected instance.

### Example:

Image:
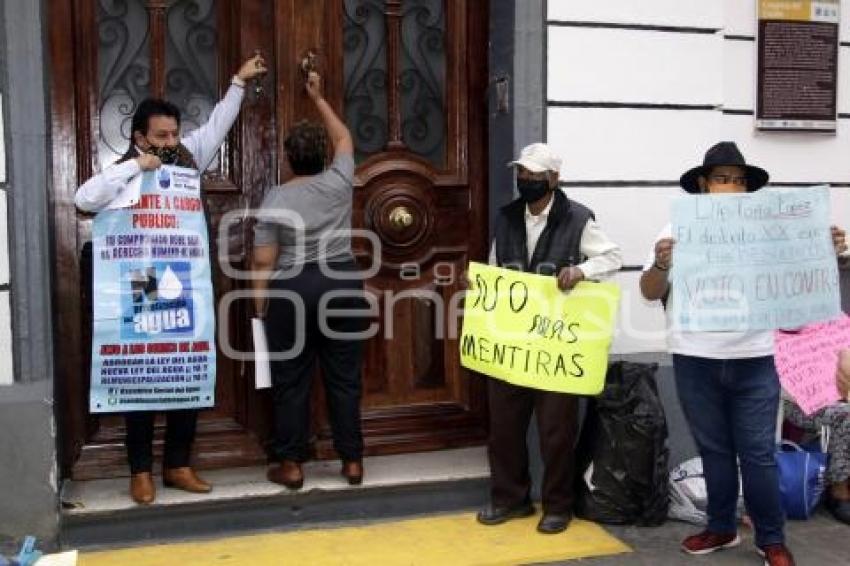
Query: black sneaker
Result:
<box><xmin>537</xmin><ymin>513</ymin><xmax>572</xmax><ymax>534</ymax></box>
<box><xmin>476</xmin><ymin>501</ymin><xmax>535</xmax><ymax>525</ymax></box>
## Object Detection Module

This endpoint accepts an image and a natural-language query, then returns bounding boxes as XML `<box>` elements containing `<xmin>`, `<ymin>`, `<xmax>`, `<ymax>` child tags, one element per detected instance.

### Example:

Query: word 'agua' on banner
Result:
<box><xmin>89</xmin><ymin>166</ymin><xmax>217</xmax><ymax>412</ymax></box>
<box><xmin>774</xmin><ymin>314</ymin><xmax>850</xmax><ymax>416</ymax></box>
<box><xmin>459</xmin><ymin>262</ymin><xmax>620</xmax><ymax>395</ymax></box>
<box><xmin>669</xmin><ymin>186</ymin><xmax>841</xmax><ymax>331</ymax></box>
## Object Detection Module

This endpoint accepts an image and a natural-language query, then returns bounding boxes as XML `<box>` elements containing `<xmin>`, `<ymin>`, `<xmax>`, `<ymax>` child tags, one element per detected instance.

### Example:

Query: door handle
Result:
<box><xmin>252</xmin><ymin>49</ymin><xmax>266</xmax><ymax>96</ymax></box>
<box><xmin>389</xmin><ymin>206</ymin><xmax>414</xmax><ymax>230</ymax></box>
<box><xmin>300</xmin><ymin>50</ymin><xmax>318</xmax><ymax>79</ymax></box>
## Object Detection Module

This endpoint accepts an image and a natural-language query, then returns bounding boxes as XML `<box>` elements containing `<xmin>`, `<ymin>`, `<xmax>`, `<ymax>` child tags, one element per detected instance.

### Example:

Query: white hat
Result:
<box><xmin>507</xmin><ymin>143</ymin><xmax>562</xmax><ymax>173</ymax></box>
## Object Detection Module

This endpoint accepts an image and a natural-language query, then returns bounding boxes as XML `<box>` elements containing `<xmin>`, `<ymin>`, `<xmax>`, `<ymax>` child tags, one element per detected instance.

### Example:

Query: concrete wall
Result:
<box><xmin>0</xmin><ymin>0</ymin><xmax>59</xmax><ymax>550</ymax></box>
<box><xmin>0</xmin><ymin>154</ymin><xmax>10</xmax><ymax>388</ymax></box>
<box><xmin>510</xmin><ymin>2</ymin><xmax>698</xmax><ymax>499</ymax></box>
<box><xmin>545</xmin><ymin>0</ymin><xmax>850</xmax><ymax>354</ymax></box>
<box><xmin>0</xmin><ymin>8</ymin><xmax>11</xmax><ymax>388</ymax></box>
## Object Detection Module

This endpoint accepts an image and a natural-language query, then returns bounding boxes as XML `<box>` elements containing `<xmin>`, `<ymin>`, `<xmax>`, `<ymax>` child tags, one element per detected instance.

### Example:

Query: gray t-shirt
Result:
<box><xmin>254</xmin><ymin>153</ymin><xmax>355</xmax><ymax>274</ymax></box>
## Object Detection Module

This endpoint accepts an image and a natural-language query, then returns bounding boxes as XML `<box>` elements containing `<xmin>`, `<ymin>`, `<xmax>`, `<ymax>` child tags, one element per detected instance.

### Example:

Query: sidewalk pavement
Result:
<box><xmin>566</xmin><ymin>510</ymin><xmax>850</xmax><ymax>565</ymax></box>
<box><xmin>74</xmin><ymin>507</ymin><xmax>850</xmax><ymax>566</ymax></box>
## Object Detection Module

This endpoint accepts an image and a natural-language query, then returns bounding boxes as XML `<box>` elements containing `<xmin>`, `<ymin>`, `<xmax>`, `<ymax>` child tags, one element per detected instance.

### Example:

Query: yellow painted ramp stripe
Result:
<box><xmin>80</xmin><ymin>513</ymin><xmax>631</xmax><ymax>566</ymax></box>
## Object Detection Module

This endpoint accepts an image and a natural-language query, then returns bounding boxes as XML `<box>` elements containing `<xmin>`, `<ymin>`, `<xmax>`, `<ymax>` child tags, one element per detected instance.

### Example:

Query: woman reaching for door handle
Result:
<box><xmin>251</xmin><ymin>71</ymin><xmax>369</xmax><ymax>489</ymax></box>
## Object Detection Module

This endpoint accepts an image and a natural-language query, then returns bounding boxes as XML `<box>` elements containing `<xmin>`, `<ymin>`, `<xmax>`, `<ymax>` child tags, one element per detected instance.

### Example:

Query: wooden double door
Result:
<box><xmin>49</xmin><ymin>0</ymin><xmax>490</xmax><ymax>479</ymax></box>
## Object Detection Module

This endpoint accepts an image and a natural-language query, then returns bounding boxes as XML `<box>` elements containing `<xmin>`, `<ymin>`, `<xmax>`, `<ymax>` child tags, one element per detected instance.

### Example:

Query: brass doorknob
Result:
<box><xmin>389</xmin><ymin>206</ymin><xmax>414</xmax><ymax>230</ymax></box>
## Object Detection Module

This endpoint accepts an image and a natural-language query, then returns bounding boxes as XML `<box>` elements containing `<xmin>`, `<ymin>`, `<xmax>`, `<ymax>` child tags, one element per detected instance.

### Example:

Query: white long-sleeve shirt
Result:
<box><xmin>74</xmin><ymin>83</ymin><xmax>245</xmax><ymax>212</ymax></box>
<box><xmin>488</xmin><ymin>194</ymin><xmax>623</xmax><ymax>280</ymax></box>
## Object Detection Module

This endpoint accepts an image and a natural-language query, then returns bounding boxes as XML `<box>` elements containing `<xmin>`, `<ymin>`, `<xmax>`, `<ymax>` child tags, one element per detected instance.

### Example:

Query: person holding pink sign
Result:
<box><xmin>783</xmin><ymin>350</ymin><xmax>850</xmax><ymax>524</ymax></box>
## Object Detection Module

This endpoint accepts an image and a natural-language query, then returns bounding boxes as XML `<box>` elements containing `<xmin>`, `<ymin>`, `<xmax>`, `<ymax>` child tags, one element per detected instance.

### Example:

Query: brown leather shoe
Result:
<box><xmin>130</xmin><ymin>472</ymin><xmax>155</xmax><ymax>505</ymax></box>
<box><xmin>267</xmin><ymin>460</ymin><xmax>304</xmax><ymax>490</ymax></box>
<box><xmin>162</xmin><ymin>467</ymin><xmax>212</xmax><ymax>493</ymax></box>
<box><xmin>341</xmin><ymin>460</ymin><xmax>363</xmax><ymax>485</ymax></box>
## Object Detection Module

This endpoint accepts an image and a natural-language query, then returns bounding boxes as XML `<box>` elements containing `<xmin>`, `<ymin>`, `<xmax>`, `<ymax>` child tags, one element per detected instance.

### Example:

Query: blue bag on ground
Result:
<box><xmin>776</xmin><ymin>432</ymin><xmax>828</xmax><ymax>520</ymax></box>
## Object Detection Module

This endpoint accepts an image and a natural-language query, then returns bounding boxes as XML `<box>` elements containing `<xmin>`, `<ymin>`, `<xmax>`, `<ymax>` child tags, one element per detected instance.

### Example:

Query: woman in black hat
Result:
<box><xmin>639</xmin><ymin>142</ymin><xmax>847</xmax><ymax>566</ymax></box>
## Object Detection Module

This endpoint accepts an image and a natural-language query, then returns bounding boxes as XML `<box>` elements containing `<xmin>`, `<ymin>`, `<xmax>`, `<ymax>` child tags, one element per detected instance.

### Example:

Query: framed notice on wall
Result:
<box><xmin>756</xmin><ymin>0</ymin><xmax>840</xmax><ymax>132</ymax></box>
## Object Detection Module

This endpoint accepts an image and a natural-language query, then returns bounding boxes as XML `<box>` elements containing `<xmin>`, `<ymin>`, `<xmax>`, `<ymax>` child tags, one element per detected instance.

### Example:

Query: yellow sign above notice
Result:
<box><xmin>759</xmin><ymin>0</ymin><xmax>839</xmax><ymax>22</ymax></box>
<box><xmin>460</xmin><ymin>262</ymin><xmax>620</xmax><ymax>395</ymax></box>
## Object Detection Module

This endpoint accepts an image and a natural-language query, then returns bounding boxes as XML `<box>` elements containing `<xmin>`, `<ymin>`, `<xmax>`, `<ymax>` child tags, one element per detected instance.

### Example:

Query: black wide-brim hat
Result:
<box><xmin>680</xmin><ymin>141</ymin><xmax>769</xmax><ymax>194</ymax></box>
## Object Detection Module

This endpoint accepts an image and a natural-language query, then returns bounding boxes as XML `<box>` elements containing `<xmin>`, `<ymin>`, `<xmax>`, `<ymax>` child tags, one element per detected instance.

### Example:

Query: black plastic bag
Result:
<box><xmin>575</xmin><ymin>361</ymin><xmax>670</xmax><ymax>525</ymax></box>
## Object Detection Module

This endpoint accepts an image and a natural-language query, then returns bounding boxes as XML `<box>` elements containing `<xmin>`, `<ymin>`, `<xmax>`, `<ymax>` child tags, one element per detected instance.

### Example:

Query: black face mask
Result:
<box><xmin>143</xmin><ymin>142</ymin><xmax>198</xmax><ymax>169</ymax></box>
<box><xmin>145</xmin><ymin>144</ymin><xmax>181</xmax><ymax>165</ymax></box>
<box><xmin>516</xmin><ymin>178</ymin><xmax>551</xmax><ymax>203</ymax></box>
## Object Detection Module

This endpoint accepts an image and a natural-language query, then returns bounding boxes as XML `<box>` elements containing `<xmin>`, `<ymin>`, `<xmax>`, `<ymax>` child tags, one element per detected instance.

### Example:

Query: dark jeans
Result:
<box><xmin>125</xmin><ymin>410</ymin><xmax>197</xmax><ymax>474</ymax></box>
<box><xmin>266</xmin><ymin>262</ymin><xmax>367</xmax><ymax>462</ymax></box>
<box><xmin>673</xmin><ymin>354</ymin><xmax>784</xmax><ymax>547</ymax></box>
<box><xmin>486</xmin><ymin>378</ymin><xmax>579</xmax><ymax>514</ymax></box>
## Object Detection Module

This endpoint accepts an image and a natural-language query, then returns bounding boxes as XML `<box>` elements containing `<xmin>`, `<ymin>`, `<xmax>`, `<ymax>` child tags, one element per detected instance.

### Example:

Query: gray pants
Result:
<box><xmin>784</xmin><ymin>400</ymin><xmax>850</xmax><ymax>484</ymax></box>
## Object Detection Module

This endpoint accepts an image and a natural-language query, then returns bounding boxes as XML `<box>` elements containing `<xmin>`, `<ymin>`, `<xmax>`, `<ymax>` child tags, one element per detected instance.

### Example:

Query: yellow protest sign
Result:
<box><xmin>460</xmin><ymin>262</ymin><xmax>620</xmax><ymax>395</ymax></box>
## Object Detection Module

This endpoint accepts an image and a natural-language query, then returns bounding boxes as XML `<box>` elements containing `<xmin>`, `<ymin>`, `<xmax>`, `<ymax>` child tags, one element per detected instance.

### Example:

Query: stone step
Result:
<box><xmin>60</xmin><ymin>447</ymin><xmax>489</xmax><ymax>549</ymax></box>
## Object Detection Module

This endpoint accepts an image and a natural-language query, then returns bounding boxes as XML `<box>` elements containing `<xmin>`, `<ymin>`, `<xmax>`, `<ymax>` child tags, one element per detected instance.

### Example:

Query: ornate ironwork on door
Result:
<box><xmin>400</xmin><ymin>0</ymin><xmax>445</xmax><ymax>165</ymax></box>
<box><xmin>343</xmin><ymin>0</ymin><xmax>389</xmax><ymax>162</ymax></box>
<box><xmin>96</xmin><ymin>0</ymin><xmax>218</xmax><ymax>167</ymax></box>
<box><xmin>342</xmin><ymin>0</ymin><xmax>446</xmax><ymax>167</ymax></box>
<box><xmin>97</xmin><ymin>0</ymin><xmax>151</xmax><ymax>164</ymax></box>
<box><xmin>165</xmin><ymin>1</ymin><xmax>217</xmax><ymax>134</ymax></box>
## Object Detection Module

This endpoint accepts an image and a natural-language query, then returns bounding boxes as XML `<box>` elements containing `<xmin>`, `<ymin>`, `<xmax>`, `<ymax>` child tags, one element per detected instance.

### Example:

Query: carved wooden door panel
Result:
<box><xmin>272</xmin><ymin>0</ymin><xmax>490</xmax><ymax>457</ymax></box>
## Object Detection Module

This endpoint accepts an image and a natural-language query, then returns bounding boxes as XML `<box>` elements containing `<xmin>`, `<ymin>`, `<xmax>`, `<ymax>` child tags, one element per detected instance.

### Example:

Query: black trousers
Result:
<box><xmin>266</xmin><ymin>262</ymin><xmax>367</xmax><ymax>462</ymax></box>
<box><xmin>486</xmin><ymin>378</ymin><xmax>579</xmax><ymax>515</ymax></box>
<box><xmin>125</xmin><ymin>410</ymin><xmax>198</xmax><ymax>474</ymax></box>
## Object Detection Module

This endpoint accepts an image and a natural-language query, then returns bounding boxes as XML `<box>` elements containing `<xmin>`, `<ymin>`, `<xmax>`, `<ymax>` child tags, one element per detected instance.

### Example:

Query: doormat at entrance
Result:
<box><xmin>79</xmin><ymin>512</ymin><xmax>631</xmax><ymax>565</ymax></box>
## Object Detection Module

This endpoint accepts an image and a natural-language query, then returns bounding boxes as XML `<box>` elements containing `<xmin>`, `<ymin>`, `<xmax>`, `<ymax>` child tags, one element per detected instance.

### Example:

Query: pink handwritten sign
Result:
<box><xmin>774</xmin><ymin>314</ymin><xmax>850</xmax><ymax>415</ymax></box>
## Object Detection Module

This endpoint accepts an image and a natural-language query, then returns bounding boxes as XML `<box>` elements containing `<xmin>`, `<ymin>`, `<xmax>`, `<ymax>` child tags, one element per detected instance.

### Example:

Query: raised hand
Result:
<box><xmin>236</xmin><ymin>53</ymin><xmax>268</xmax><ymax>82</ymax></box>
<box><xmin>305</xmin><ymin>71</ymin><xmax>322</xmax><ymax>101</ymax></box>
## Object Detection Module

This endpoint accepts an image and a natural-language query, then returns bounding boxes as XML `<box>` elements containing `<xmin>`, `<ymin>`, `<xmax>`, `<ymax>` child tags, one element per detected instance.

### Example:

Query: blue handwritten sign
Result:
<box><xmin>669</xmin><ymin>185</ymin><xmax>840</xmax><ymax>331</ymax></box>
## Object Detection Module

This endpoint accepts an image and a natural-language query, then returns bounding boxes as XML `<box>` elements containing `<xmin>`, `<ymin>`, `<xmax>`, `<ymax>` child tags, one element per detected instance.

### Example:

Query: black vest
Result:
<box><xmin>494</xmin><ymin>189</ymin><xmax>594</xmax><ymax>275</ymax></box>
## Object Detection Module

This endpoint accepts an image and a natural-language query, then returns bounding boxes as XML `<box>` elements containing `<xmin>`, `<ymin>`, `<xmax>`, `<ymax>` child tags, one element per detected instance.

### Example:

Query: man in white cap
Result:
<box><xmin>477</xmin><ymin>142</ymin><xmax>622</xmax><ymax>534</ymax></box>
